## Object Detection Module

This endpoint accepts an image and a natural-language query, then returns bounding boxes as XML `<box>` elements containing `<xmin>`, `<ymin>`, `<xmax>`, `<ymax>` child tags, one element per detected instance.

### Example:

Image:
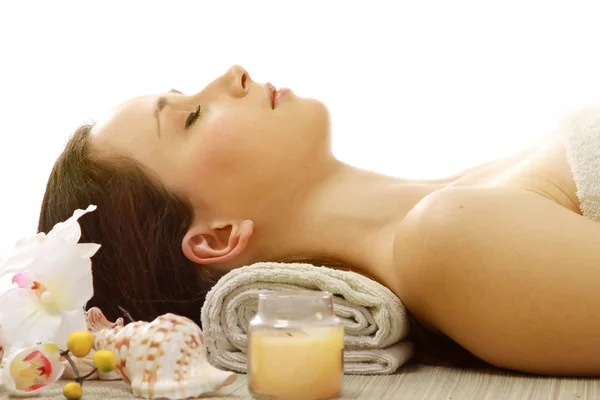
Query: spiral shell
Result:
<box><xmin>93</xmin><ymin>312</ymin><xmax>236</xmax><ymax>400</ymax></box>
<box><xmin>86</xmin><ymin>307</ymin><xmax>125</xmax><ymax>333</ymax></box>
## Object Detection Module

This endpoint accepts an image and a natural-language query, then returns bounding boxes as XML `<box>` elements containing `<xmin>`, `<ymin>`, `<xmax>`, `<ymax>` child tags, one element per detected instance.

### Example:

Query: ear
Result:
<box><xmin>182</xmin><ymin>219</ymin><xmax>254</xmax><ymax>265</ymax></box>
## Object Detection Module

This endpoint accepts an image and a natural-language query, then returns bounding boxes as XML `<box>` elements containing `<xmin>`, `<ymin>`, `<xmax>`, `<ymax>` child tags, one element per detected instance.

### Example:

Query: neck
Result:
<box><xmin>253</xmin><ymin>161</ymin><xmax>447</xmax><ymax>282</ymax></box>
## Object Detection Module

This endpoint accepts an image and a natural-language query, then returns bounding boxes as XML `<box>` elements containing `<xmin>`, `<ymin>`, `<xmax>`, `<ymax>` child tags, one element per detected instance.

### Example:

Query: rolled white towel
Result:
<box><xmin>562</xmin><ymin>106</ymin><xmax>600</xmax><ymax>222</ymax></box>
<box><xmin>200</xmin><ymin>262</ymin><xmax>414</xmax><ymax>375</ymax></box>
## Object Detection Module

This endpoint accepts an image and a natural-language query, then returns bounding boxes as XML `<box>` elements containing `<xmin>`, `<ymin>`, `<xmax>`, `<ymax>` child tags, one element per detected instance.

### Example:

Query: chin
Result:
<box><xmin>303</xmin><ymin>97</ymin><xmax>331</xmax><ymax>130</ymax></box>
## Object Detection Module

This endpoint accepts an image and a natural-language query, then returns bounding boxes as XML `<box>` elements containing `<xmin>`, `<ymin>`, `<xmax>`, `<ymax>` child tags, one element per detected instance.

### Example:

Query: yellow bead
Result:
<box><xmin>93</xmin><ymin>350</ymin><xmax>117</xmax><ymax>373</ymax></box>
<box><xmin>67</xmin><ymin>331</ymin><xmax>94</xmax><ymax>358</ymax></box>
<box><xmin>63</xmin><ymin>382</ymin><xmax>82</xmax><ymax>400</ymax></box>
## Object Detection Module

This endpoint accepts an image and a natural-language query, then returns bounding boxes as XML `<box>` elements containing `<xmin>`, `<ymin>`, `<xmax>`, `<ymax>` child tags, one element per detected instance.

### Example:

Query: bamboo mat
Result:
<box><xmin>2</xmin><ymin>363</ymin><xmax>600</xmax><ymax>400</ymax></box>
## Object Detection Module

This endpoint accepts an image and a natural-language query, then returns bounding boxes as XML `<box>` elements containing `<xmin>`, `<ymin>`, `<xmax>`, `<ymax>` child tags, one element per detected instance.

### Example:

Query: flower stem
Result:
<box><xmin>60</xmin><ymin>350</ymin><xmax>81</xmax><ymax>380</ymax></box>
<box><xmin>75</xmin><ymin>367</ymin><xmax>99</xmax><ymax>385</ymax></box>
<box><xmin>117</xmin><ymin>305</ymin><xmax>135</xmax><ymax>323</ymax></box>
<box><xmin>61</xmin><ymin>349</ymin><xmax>100</xmax><ymax>386</ymax></box>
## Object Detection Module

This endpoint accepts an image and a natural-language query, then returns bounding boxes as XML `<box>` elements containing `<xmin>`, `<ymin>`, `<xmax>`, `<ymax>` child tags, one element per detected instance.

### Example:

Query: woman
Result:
<box><xmin>39</xmin><ymin>65</ymin><xmax>600</xmax><ymax>376</ymax></box>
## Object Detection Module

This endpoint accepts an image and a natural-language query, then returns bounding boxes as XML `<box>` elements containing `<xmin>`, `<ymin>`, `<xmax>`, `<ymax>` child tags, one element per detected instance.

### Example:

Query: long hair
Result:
<box><xmin>38</xmin><ymin>124</ymin><xmax>221</xmax><ymax>325</ymax></box>
<box><xmin>38</xmin><ymin>124</ymin><xmax>484</xmax><ymax>368</ymax></box>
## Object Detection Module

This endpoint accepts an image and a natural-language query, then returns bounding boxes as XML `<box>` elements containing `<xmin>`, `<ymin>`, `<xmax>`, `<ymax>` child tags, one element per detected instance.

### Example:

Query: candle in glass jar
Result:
<box><xmin>249</xmin><ymin>326</ymin><xmax>343</xmax><ymax>399</ymax></box>
<box><xmin>248</xmin><ymin>291</ymin><xmax>344</xmax><ymax>400</ymax></box>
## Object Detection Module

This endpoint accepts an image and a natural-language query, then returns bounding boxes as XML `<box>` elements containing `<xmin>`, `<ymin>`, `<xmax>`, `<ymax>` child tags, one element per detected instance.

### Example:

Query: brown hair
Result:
<box><xmin>38</xmin><ymin>124</ymin><xmax>221</xmax><ymax>326</ymax></box>
<box><xmin>38</xmin><ymin>129</ymin><xmax>483</xmax><ymax>367</ymax></box>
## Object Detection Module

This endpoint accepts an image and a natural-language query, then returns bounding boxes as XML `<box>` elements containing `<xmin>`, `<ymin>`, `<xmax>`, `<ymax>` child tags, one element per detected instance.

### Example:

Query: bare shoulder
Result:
<box><xmin>392</xmin><ymin>184</ymin><xmax>600</xmax><ymax>296</ymax></box>
<box><xmin>397</xmin><ymin>184</ymin><xmax>594</xmax><ymax>245</ymax></box>
<box><xmin>392</xmin><ymin>186</ymin><xmax>600</xmax><ymax>375</ymax></box>
<box><xmin>490</xmin><ymin>134</ymin><xmax>581</xmax><ymax>214</ymax></box>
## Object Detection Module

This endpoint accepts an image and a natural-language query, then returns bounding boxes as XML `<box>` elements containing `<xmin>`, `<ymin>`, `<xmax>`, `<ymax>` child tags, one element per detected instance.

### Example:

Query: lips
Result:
<box><xmin>266</xmin><ymin>83</ymin><xmax>276</xmax><ymax>109</ymax></box>
<box><xmin>265</xmin><ymin>83</ymin><xmax>290</xmax><ymax>109</ymax></box>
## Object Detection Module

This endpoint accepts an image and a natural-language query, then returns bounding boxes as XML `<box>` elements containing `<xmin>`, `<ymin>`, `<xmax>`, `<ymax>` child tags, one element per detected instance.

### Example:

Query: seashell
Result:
<box><xmin>59</xmin><ymin>352</ymin><xmax>122</xmax><ymax>381</ymax></box>
<box><xmin>86</xmin><ymin>306</ymin><xmax>125</xmax><ymax>333</ymax></box>
<box><xmin>94</xmin><ymin>312</ymin><xmax>237</xmax><ymax>400</ymax></box>
<box><xmin>60</xmin><ymin>307</ymin><xmax>124</xmax><ymax>381</ymax></box>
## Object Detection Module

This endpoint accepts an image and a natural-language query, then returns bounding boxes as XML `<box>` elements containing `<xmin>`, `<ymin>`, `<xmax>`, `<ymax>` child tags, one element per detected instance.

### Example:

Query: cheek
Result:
<box><xmin>192</xmin><ymin>115</ymin><xmax>262</xmax><ymax>175</ymax></box>
<box><xmin>187</xmin><ymin>101</ymin><xmax>330</xmax><ymax>185</ymax></box>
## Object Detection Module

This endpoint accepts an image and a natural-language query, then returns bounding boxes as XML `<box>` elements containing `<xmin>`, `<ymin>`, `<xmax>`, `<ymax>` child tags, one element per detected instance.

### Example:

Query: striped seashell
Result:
<box><xmin>85</xmin><ymin>307</ymin><xmax>125</xmax><ymax>333</ymax></box>
<box><xmin>93</xmin><ymin>313</ymin><xmax>236</xmax><ymax>400</ymax></box>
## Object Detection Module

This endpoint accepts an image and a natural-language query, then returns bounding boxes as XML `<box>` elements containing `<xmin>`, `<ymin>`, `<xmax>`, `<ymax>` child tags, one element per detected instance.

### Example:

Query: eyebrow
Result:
<box><xmin>153</xmin><ymin>89</ymin><xmax>183</xmax><ymax>137</ymax></box>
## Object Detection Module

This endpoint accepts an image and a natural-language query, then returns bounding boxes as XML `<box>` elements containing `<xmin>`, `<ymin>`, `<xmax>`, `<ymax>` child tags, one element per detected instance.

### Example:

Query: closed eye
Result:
<box><xmin>185</xmin><ymin>105</ymin><xmax>202</xmax><ymax>129</ymax></box>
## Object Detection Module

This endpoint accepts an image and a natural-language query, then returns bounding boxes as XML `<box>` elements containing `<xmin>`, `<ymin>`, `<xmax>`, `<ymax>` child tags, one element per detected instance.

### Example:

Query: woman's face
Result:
<box><xmin>91</xmin><ymin>65</ymin><xmax>332</xmax><ymax>216</ymax></box>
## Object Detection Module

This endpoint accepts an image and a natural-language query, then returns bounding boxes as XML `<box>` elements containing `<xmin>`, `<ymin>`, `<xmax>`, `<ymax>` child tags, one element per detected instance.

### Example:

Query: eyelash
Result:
<box><xmin>185</xmin><ymin>105</ymin><xmax>202</xmax><ymax>129</ymax></box>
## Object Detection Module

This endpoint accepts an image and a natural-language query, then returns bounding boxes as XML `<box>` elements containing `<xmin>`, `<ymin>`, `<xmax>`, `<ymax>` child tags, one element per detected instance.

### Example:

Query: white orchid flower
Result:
<box><xmin>0</xmin><ymin>205</ymin><xmax>100</xmax><ymax>349</ymax></box>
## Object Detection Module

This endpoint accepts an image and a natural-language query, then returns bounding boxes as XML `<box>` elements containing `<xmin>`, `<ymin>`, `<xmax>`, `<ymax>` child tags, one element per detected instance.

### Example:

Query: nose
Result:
<box><xmin>227</xmin><ymin>65</ymin><xmax>250</xmax><ymax>98</ymax></box>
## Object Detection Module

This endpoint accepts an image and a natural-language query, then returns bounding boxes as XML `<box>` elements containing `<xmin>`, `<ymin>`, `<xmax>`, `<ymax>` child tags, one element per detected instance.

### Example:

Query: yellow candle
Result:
<box><xmin>249</xmin><ymin>326</ymin><xmax>344</xmax><ymax>400</ymax></box>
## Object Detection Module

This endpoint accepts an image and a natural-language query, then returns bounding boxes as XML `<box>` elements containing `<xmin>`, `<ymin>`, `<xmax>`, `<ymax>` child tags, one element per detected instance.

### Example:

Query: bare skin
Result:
<box><xmin>91</xmin><ymin>65</ymin><xmax>600</xmax><ymax>376</ymax></box>
<box><xmin>392</xmin><ymin>134</ymin><xmax>600</xmax><ymax>376</ymax></box>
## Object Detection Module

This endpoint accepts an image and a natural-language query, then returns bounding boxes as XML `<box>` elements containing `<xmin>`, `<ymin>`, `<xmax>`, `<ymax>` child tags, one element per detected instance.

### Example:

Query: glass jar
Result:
<box><xmin>248</xmin><ymin>291</ymin><xmax>344</xmax><ymax>400</ymax></box>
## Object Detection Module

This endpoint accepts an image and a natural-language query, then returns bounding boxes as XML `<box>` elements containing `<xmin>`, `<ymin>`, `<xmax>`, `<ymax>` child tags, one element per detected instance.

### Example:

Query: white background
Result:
<box><xmin>1</xmin><ymin>0</ymin><xmax>600</xmax><ymax>258</ymax></box>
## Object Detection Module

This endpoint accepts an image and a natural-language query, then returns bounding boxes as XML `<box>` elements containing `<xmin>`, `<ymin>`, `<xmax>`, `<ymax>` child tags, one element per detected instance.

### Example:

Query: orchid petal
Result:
<box><xmin>0</xmin><ymin>289</ymin><xmax>61</xmax><ymax>347</ymax></box>
<box><xmin>27</xmin><ymin>241</ymin><xmax>93</xmax><ymax>310</ymax></box>
<box><xmin>14</xmin><ymin>234</ymin><xmax>44</xmax><ymax>251</ymax></box>
<box><xmin>47</xmin><ymin>205</ymin><xmax>97</xmax><ymax>244</ymax></box>
<box><xmin>50</xmin><ymin>308</ymin><xmax>87</xmax><ymax>349</ymax></box>
<box><xmin>0</xmin><ymin>234</ymin><xmax>47</xmax><ymax>276</ymax></box>
<box><xmin>0</xmin><ymin>273</ymin><xmax>15</xmax><ymax>297</ymax></box>
<box><xmin>0</xmin><ymin>251</ymin><xmax>36</xmax><ymax>276</ymax></box>
<box><xmin>11</xmin><ymin>272</ymin><xmax>32</xmax><ymax>289</ymax></box>
<box><xmin>2</xmin><ymin>343</ymin><xmax>64</xmax><ymax>395</ymax></box>
<box><xmin>76</xmin><ymin>243</ymin><xmax>101</xmax><ymax>258</ymax></box>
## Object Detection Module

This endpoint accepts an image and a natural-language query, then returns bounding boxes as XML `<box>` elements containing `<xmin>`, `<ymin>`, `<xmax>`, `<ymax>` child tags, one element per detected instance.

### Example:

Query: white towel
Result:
<box><xmin>200</xmin><ymin>262</ymin><xmax>414</xmax><ymax>375</ymax></box>
<box><xmin>562</xmin><ymin>107</ymin><xmax>600</xmax><ymax>222</ymax></box>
